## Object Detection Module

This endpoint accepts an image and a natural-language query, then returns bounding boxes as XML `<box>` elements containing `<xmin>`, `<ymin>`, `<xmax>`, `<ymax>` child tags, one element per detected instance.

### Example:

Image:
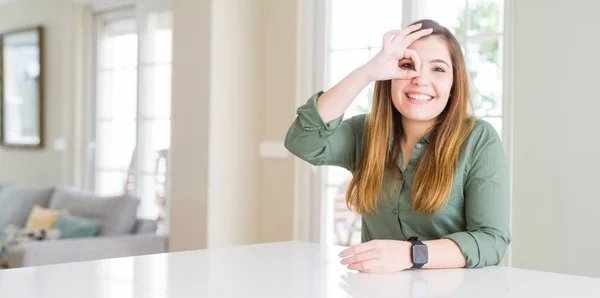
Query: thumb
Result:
<box><xmin>397</xmin><ymin>69</ymin><xmax>420</xmax><ymax>79</ymax></box>
<box><xmin>407</xmin><ymin>70</ymin><xmax>420</xmax><ymax>78</ymax></box>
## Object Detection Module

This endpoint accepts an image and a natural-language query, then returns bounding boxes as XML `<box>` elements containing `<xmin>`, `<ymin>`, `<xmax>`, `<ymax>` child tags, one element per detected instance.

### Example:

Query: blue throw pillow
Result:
<box><xmin>55</xmin><ymin>213</ymin><xmax>101</xmax><ymax>239</ymax></box>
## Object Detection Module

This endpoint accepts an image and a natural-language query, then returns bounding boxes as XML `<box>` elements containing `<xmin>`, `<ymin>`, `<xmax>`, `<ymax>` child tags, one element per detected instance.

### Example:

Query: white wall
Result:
<box><xmin>208</xmin><ymin>0</ymin><xmax>261</xmax><ymax>247</ymax></box>
<box><xmin>258</xmin><ymin>0</ymin><xmax>299</xmax><ymax>243</ymax></box>
<box><xmin>169</xmin><ymin>0</ymin><xmax>211</xmax><ymax>252</ymax></box>
<box><xmin>171</xmin><ymin>0</ymin><xmax>303</xmax><ymax>248</ymax></box>
<box><xmin>0</xmin><ymin>0</ymin><xmax>76</xmax><ymax>186</ymax></box>
<box><xmin>169</xmin><ymin>0</ymin><xmax>263</xmax><ymax>251</ymax></box>
<box><xmin>512</xmin><ymin>0</ymin><xmax>600</xmax><ymax>278</ymax></box>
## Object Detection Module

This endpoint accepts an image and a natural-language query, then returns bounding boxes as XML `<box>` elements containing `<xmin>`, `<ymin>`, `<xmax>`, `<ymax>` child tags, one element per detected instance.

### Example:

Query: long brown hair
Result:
<box><xmin>347</xmin><ymin>19</ymin><xmax>475</xmax><ymax>215</ymax></box>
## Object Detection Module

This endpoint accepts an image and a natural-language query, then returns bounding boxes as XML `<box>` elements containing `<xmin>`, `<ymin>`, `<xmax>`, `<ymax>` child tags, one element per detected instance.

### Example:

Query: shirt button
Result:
<box><xmin>392</xmin><ymin>209</ymin><xmax>397</xmax><ymax>215</ymax></box>
<box><xmin>415</xmin><ymin>143</ymin><xmax>423</xmax><ymax>149</ymax></box>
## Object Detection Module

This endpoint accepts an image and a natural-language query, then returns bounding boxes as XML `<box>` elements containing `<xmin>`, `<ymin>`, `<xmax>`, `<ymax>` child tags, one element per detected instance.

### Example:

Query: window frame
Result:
<box><xmin>84</xmin><ymin>0</ymin><xmax>173</xmax><ymax>224</ymax></box>
<box><xmin>88</xmin><ymin>7</ymin><xmax>137</xmax><ymax>193</ymax></box>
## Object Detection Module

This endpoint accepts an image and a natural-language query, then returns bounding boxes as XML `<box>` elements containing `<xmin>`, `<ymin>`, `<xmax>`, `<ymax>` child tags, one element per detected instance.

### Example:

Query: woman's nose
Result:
<box><xmin>411</xmin><ymin>72</ymin><xmax>430</xmax><ymax>87</ymax></box>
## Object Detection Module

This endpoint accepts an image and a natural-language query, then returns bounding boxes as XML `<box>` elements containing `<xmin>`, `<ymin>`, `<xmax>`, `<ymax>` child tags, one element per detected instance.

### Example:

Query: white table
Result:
<box><xmin>0</xmin><ymin>241</ymin><xmax>599</xmax><ymax>297</ymax></box>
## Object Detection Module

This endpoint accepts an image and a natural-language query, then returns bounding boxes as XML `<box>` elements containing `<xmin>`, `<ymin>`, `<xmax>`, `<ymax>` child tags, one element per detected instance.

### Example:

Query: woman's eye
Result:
<box><xmin>433</xmin><ymin>67</ymin><xmax>445</xmax><ymax>72</ymax></box>
<box><xmin>400</xmin><ymin>63</ymin><xmax>414</xmax><ymax>69</ymax></box>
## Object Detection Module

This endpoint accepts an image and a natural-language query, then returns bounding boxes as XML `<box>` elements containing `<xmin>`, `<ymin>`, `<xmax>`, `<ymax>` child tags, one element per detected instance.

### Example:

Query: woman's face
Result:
<box><xmin>391</xmin><ymin>36</ymin><xmax>453</xmax><ymax>123</ymax></box>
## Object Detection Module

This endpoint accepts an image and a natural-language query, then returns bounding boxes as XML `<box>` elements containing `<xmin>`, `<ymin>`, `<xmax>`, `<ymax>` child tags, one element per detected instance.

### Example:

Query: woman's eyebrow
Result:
<box><xmin>430</xmin><ymin>59</ymin><xmax>451</xmax><ymax>68</ymax></box>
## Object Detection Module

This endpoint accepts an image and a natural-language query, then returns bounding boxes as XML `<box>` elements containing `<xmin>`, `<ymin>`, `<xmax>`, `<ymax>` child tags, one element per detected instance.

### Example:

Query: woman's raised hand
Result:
<box><xmin>362</xmin><ymin>23</ymin><xmax>433</xmax><ymax>82</ymax></box>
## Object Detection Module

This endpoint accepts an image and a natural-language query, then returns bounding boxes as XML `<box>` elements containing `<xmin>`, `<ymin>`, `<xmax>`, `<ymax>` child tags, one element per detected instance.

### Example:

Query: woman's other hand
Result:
<box><xmin>339</xmin><ymin>239</ymin><xmax>414</xmax><ymax>273</ymax></box>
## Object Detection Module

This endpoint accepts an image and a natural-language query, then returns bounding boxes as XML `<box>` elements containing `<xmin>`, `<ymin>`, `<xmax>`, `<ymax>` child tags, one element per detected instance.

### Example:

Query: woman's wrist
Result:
<box><xmin>355</xmin><ymin>63</ymin><xmax>377</xmax><ymax>86</ymax></box>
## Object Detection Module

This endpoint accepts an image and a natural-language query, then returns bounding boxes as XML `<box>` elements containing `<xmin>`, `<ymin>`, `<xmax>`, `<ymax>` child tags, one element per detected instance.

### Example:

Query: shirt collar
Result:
<box><xmin>420</xmin><ymin>133</ymin><xmax>432</xmax><ymax>144</ymax></box>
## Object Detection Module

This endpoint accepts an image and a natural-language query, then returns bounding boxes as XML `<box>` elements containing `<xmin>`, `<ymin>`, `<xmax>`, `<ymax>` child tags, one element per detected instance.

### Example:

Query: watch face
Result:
<box><xmin>412</xmin><ymin>244</ymin><xmax>428</xmax><ymax>264</ymax></box>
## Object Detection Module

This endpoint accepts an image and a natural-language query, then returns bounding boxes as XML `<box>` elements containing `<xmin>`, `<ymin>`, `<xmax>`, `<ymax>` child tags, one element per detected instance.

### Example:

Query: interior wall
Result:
<box><xmin>172</xmin><ymin>0</ymin><xmax>302</xmax><ymax>248</ymax></box>
<box><xmin>511</xmin><ymin>0</ymin><xmax>600</xmax><ymax>278</ymax></box>
<box><xmin>0</xmin><ymin>0</ymin><xmax>75</xmax><ymax>187</ymax></box>
<box><xmin>258</xmin><ymin>0</ymin><xmax>299</xmax><ymax>243</ymax></box>
<box><xmin>207</xmin><ymin>0</ymin><xmax>261</xmax><ymax>247</ymax></box>
<box><xmin>170</xmin><ymin>0</ymin><xmax>263</xmax><ymax>250</ymax></box>
<box><xmin>169</xmin><ymin>0</ymin><xmax>211</xmax><ymax>251</ymax></box>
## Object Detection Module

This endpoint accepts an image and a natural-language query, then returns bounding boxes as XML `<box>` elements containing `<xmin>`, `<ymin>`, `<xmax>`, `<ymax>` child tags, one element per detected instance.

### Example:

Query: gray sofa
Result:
<box><xmin>0</xmin><ymin>183</ymin><xmax>168</xmax><ymax>268</ymax></box>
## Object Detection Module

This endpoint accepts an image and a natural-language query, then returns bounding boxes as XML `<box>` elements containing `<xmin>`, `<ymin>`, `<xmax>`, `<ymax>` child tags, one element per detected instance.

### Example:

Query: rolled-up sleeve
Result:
<box><xmin>284</xmin><ymin>91</ymin><xmax>364</xmax><ymax>170</ymax></box>
<box><xmin>443</xmin><ymin>122</ymin><xmax>511</xmax><ymax>268</ymax></box>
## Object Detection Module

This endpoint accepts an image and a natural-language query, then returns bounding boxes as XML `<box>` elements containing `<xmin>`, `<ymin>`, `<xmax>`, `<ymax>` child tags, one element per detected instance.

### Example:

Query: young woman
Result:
<box><xmin>284</xmin><ymin>19</ymin><xmax>510</xmax><ymax>273</ymax></box>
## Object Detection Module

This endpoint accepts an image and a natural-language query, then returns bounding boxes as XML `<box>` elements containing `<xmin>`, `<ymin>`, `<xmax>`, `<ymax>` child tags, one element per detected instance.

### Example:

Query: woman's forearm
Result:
<box><xmin>316</xmin><ymin>65</ymin><xmax>373</xmax><ymax>123</ymax></box>
<box><xmin>421</xmin><ymin>239</ymin><xmax>467</xmax><ymax>269</ymax></box>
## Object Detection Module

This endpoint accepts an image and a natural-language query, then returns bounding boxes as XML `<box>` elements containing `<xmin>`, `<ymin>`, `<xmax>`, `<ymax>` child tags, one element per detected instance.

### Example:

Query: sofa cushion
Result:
<box><xmin>133</xmin><ymin>219</ymin><xmax>158</xmax><ymax>234</ymax></box>
<box><xmin>55</xmin><ymin>213</ymin><xmax>101</xmax><ymax>239</ymax></box>
<box><xmin>48</xmin><ymin>188</ymin><xmax>139</xmax><ymax>236</ymax></box>
<box><xmin>25</xmin><ymin>205</ymin><xmax>63</xmax><ymax>231</ymax></box>
<box><xmin>0</xmin><ymin>185</ymin><xmax>55</xmax><ymax>232</ymax></box>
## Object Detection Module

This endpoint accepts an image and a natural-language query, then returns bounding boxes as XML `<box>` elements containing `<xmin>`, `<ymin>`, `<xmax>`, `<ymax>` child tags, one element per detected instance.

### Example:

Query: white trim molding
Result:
<box><xmin>73</xmin><ymin>0</ymin><xmax>133</xmax><ymax>11</ymax></box>
<box><xmin>73</xmin><ymin>0</ymin><xmax>171</xmax><ymax>12</ymax></box>
<box><xmin>501</xmin><ymin>0</ymin><xmax>516</xmax><ymax>268</ymax></box>
<box><xmin>293</xmin><ymin>0</ymin><xmax>326</xmax><ymax>243</ymax></box>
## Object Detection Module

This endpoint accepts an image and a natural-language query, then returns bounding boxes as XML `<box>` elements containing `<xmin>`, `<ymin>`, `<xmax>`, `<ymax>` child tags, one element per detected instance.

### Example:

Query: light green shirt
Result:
<box><xmin>284</xmin><ymin>91</ymin><xmax>511</xmax><ymax>268</ymax></box>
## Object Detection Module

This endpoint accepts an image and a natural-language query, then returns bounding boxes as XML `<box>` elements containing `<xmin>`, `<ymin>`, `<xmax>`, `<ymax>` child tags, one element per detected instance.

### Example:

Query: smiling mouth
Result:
<box><xmin>405</xmin><ymin>93</ymin><xmax>434</xmax><ymax>102</ymax></box>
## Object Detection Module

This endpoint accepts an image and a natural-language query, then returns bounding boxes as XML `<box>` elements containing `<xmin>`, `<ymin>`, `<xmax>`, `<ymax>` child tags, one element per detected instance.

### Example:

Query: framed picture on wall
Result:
<box><xmin>0</xmin><ymin>25</ymin><xmax>44</xmax><ymax>148</ymax></box>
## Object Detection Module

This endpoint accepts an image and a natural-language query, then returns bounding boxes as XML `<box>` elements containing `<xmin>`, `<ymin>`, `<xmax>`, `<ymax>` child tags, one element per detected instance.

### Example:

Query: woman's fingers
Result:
<box><xmin>397</xmin><ymin>28</ymin><xmax>434</xmax><ymax>49</ymax></box>
<box><xmin>373</xmin><ymin>24</ymin><xmax>431</xmax><ymax>81</ymax></box>
<box><xmin>404</xmin><ymin>49</ymin><xmax>421</xmax><ymax>74</ymax></box>
<box><xmin>340</xmin><ymin>249</ymin><xmax>379</xmax><ymax>265</ymax></box>
<box><xmin>397</xmin><ymin>68</ymin><xmax>420</xmax><ymax>79</ymax></box>
<box><xmin>348</xmin><ymin>259</ymin><xmax>381</xmax><ymax>271</ymax></box>
<box><xmin>383</xmin><ymin>23</ymin><xmax>424</xmax><ymax>48</ymax></box>
<box><xmin>394</xmin><ymin>23</ymin><xmax>424</xmax><ymax>41</ymax></box>
<box><xmin>393</xmin><ymin>49</ymin><xmax>420</xmax><ymax>79</ymax></box>
<box><xmin>382</xmin><ymin>30</ymin><xmax>403</xmax><ymax>48</ymax></box>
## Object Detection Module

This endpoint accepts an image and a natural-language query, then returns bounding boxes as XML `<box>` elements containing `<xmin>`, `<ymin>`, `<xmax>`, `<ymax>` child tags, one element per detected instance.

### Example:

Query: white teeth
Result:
<box><xmin>406</xmin><ymin>93</ymin><xmax>433</xmax><ymax>101</ymax></box>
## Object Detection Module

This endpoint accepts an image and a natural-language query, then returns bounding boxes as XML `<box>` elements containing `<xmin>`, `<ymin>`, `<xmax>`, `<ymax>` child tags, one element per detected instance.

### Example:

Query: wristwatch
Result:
<box><xmin>408</xmin><ymin>236</ymin><xmax>428</xmax><ymax>269</ymax></box>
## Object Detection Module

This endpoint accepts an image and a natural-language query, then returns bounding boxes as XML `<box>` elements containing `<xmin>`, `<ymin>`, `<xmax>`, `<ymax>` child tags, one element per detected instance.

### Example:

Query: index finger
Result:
<box><xmin>398</xmin><ymin>28</ymin><xmax>434</xmax><ymax>48</ymax></box>
<box><xmin>338</xmin><ymin>241</ymin><xmax>376</xmax><ymax>258</ymax></box>
<box><xmin>383</xmin><ymin>29</ymin><xmax>404</xmax><ymax>47</ymax></box>
<box><xmin>390</xmin><ymin>23</ymin><xmax>424</xmax><ymax>42</ymax></box>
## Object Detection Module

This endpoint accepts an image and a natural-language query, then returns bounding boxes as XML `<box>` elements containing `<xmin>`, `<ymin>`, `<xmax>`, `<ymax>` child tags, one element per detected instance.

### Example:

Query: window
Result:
<box><xmin>90</xmin><ymin>5</ymin><xmax>172</xmax><ymax>232</ymax></box>
<box><xmin>322</xmin><ymin>0</ymin><xmax>505</xmax><ymax>246</ymax></box>
<box><xmin>415</xmin><ymin>0</ymin><xmax>505</xmax><ymax>135</ymax></box>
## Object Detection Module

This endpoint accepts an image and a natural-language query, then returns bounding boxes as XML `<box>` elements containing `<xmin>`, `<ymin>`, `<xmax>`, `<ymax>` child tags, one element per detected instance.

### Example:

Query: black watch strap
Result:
<box><xmin>408</xmin><ymin>236</ymin><xmax>427</xmax><ymax>269</ymax></box>
<box><xmin>408</xmin><ymin>236</ymin><xmax>424</xmax><ymax>245</ymax></box>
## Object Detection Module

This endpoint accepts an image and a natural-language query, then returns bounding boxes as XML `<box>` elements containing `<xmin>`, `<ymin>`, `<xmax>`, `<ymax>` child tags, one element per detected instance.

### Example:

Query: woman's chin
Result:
<box><xmin>400</xmin><ymin>112</ymin><xmax>437</xmax><ymax>123</ymax></box>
